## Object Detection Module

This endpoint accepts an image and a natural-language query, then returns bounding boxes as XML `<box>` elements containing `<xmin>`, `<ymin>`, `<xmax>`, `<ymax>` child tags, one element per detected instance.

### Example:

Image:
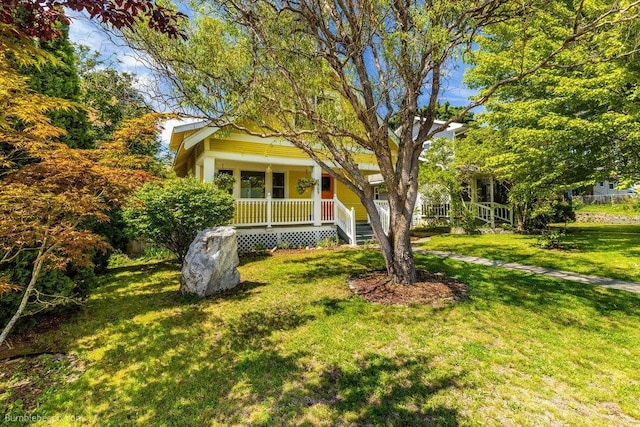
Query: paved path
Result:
<box><xmin>414</xmin><ymin>249</ymin><xmax>640</xmax><ymax>294</ymax></box>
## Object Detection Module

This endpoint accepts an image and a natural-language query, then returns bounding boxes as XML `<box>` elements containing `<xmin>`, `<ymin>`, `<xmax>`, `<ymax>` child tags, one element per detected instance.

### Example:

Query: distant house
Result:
<box><xmin>170</xmin><ymin>121</ymin><xmax>397</xmax><ymax>250</ymax></box>
<box><xmin>592</xmin><ymin>180</ymin><xmax>637</xmax><ymax>197</ymax></box>
<box><xmin>410</xmin><ymin>118</ymin><xmax>514</xmax><ymax>227</ymax></box>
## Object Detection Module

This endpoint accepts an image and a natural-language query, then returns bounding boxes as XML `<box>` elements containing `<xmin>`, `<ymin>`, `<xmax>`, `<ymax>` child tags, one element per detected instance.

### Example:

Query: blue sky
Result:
<box><xmin>68</xmin><ymin>12</ymin><xmax>194</xmax><ymax>144</ymax></box>
<box><xmin>67</xmin><ymin>12</ymin><xmax>478</xmax><ymax>142</ymax></box>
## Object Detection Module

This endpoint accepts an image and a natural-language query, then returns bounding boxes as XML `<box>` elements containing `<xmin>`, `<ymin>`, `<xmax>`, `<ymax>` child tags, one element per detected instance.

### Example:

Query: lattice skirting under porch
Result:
<box><xmin>236</xmin><ymin>225</ymin><xmax>337</xmax><ymax>253</ymax></box>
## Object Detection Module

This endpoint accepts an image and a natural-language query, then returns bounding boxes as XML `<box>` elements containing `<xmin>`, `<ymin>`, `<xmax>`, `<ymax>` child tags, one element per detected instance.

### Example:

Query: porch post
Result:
<box><xmin>202</xmin><ymin>157</ymin><xmax>215</xmax><ymax>182</ymax></box>
<box><xmin>195</xmin><ymin>162</ymin><xmax>201</xmax><ymax>181</ymax></box>
<box><xmin>312</xmin><ymin>165</ymin><xmax>322</xmax><ymax>226</ymax></box>
<box><xmin>266</xmin><ymin>193</ymin><xmax>272</xmax><ymax>228</ymax></box>
<box><xmin>490</xmin><ymin>176</ymin><xmax>495</xmax><ymax>228</ymax></box>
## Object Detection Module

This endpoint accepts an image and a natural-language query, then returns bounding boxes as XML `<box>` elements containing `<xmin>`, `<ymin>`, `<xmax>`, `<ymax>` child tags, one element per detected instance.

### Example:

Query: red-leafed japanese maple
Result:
<box><xmin>0</xmin><ymin>4</ymin><xmax>179</xmax><ymax>346</ymax></box>
<box><xmin>0</xmin><ymin>0</ymin><xmax>186</xmax><ymax>40</ymax></box>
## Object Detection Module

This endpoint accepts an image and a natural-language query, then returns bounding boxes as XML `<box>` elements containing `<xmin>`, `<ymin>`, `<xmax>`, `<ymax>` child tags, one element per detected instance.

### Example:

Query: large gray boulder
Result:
<box><xmin>180</xmin><ymin>227</ymin><xmax>241</xmax><ymax>297</ymax></box>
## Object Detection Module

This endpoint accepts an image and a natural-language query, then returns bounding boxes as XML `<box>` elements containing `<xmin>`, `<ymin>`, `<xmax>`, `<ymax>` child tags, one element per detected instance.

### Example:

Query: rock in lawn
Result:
<box><xmin>180</xmin><ymin>227</ymin><xmax>240</xmax><ymax>297</ymax></box>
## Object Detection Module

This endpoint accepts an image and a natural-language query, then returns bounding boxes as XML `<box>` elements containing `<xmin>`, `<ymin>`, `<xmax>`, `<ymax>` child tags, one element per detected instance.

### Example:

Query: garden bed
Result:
<box><xmin>348</xmin><ymin>269</ymin><xmax>468</xmax><ymax>306</ymax></box>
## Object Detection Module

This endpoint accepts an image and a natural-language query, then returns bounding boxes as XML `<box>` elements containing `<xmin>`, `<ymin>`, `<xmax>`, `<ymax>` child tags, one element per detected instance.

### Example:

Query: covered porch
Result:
<box><xmin>420</xmin><ymin>177</ymin><xmax>514</xmax><ymax>227</ymax></box>
<box><xmin>195</xmin><ymin>155</ymin><xmax>362</xmax><ymax>245</ymax></box>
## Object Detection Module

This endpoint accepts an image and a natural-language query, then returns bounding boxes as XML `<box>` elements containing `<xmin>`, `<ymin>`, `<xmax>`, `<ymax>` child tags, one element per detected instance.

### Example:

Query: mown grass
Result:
<box><xmin>2</xmin><ymin>248</ymin><xmax>640</xmax><ymax>426</ymax></box>
<box><xmin>575</xmin><ymin>201</ymin><xmax>640</xmax><ymax>216</ymax></box>
<box><xmin>420</xmin><ymin>224</ymin><xmax>640</xmax><ymax>282</ymax></box>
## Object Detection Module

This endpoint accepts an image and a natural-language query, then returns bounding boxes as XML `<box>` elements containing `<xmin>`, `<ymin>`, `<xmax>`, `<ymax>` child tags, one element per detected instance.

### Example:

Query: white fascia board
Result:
<box><xmin>183</xmin><ymin>126</ymin><xmax>221</xmax><ymax>151</ymax></box>
<box><xmin>173</xmin><ymin>120</ymin><xmax>209</xmax><ymax>134</ymax></box>
<box><xmin>207</xmin><ymin>151</ymin><xmax>317</xmax><ymax>166</ymax></box>
<box><xmin>367</xmin><ymin>173</ymin><xmax>384</xmax><ymax>184</ymax></box>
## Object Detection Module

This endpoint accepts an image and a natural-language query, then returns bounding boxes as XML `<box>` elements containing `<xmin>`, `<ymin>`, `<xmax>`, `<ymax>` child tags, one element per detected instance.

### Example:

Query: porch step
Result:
<box><xmin>355</xmin><ymin>222</ymin><xmax>375</xmax><ymax>245</ymax></box>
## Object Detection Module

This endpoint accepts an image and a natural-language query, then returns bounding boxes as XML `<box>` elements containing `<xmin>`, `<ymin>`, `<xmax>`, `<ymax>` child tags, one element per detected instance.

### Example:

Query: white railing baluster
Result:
<box><xmin>373</xmin><ymin>201</ymin><xmax>390</xmax><ymax>235</ymax></box>
<box><xmin>334</xmin><ymin>197</ymin><xmax>356</xmax><ymax>245</ymax></box>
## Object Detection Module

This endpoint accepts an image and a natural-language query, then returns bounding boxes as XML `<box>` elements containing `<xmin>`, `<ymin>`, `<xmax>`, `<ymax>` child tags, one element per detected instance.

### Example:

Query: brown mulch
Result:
<box><xmin>348</xmin><ymin>270</ymin><xmax>468</xmax><ymax>306</ymax></box>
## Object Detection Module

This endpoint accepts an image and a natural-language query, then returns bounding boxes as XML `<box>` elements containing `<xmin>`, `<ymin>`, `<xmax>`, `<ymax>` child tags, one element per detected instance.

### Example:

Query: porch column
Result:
<box><xmin>312</xmin><ymin>165</ymin><xmax>322</xmax><ymax>226</ymax></box>
<box><xmin>202</xmin><ymin>157</ymin><xmax>215</xmax><ymax>183</ymax></box>
<box><xmin>490</xmin><ymin>176</ymin><xmax>495</xmax><ymax>228</ymax></box>
<box><xmin>266</xmin><ymin>193</ymin><xmax>272</xmax><ymax>228</ymax></box>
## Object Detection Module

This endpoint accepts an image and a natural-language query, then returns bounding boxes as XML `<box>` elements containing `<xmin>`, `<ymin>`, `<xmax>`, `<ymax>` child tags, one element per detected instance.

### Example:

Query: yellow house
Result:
<box><xmin>170</xmin><ymin>121</ymin><xmax>393</xmax><ymax>251</ymax></box>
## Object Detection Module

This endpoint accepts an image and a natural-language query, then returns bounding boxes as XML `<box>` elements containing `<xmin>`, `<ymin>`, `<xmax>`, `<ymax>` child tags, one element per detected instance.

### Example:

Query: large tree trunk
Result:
<box><xmin>369</xmin><ymin>202</ymin><xmax>418</xmax><ymax>285</ymax></box>
<box><xmin>514</xmin><ymin>203</ymin><xmax>528</xmax><ymax>232</ymax></box>
<box><xmin>364</xmin><ymin>161</ymin><xmax>421</xmax><ymax>285</ymax></box>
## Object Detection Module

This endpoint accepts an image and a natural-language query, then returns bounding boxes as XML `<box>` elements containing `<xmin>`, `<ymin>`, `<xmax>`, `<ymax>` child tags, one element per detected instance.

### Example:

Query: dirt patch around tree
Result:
<box><xmin>348</xmin><ymin>270</ymin><xmax>468</xmax><ymax>306</ymax></box>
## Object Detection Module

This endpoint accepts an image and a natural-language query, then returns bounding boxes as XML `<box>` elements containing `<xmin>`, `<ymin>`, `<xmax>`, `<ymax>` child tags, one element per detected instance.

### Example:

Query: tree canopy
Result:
<box><xmin>458</xmin><ymin>5</ymin><xmax>640</xmax><ymax>228</ymax></box>
<box><xmin>75</xmin><ymin>45</ymin><xmax>152</xmax><ymax>141</ymax></box>
<box><xmin>124</xmin><ymin>0</ymin><xmax>639</xmax><ymax>284</ymax></box>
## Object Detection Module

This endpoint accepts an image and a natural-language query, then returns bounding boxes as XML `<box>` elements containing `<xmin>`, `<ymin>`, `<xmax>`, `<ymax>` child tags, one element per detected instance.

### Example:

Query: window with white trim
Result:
<box><xmin>272</xmin><ymin>172</ymin><xmax>285</xmax><ymax>198</ymax></box>
<box><xmin>240</xmin><ymin>171</ymin><xmax>265</xmax><ymax>198</ymax></box>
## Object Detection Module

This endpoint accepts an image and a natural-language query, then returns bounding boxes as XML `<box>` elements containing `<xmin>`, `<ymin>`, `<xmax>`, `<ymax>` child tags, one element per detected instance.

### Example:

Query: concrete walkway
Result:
<box><xmin>414</xmin><ymin>249</ymin><xmax>640</xmax><ymax>294</ymax></box>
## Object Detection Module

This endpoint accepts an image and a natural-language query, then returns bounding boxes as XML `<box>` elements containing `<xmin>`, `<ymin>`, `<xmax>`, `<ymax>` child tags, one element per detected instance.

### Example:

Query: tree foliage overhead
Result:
<box><xmin>19</xmin><ymin>25</ymin><xmax>93</xmax><ymax>148</ymax></box>
<box><xmin>125</xmin><ymin>0</ymin><xmax>640</xmax><ymax>284</ymax></box>
<box><xmin>75</xmin><ymin>44</ymin><xmax>152</xmax><ymax>141</ymax></box>
<box><xmin>0</xmin><ymin>0</ymin><xmax>186</xmax><ymax>40</ymax></box>
<box><xmin>459</xmin><ymin>3</ymin><xmax>640</xmax><ymax>229</ymax></box>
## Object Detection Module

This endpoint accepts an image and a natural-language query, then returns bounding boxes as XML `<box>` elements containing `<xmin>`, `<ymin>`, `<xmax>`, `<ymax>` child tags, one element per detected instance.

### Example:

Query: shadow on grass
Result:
<box><xmin>274</xmin><ymin>353</ymin><xmax>462</xmax><ymax>425</ymax></box>
<box><xmin>104</xmin><ymin>259</ymin><xmax>180</xmax><ymax>276</ymax></box>
<box><xmin>238</xmin><ymin>252</ymin><xmax>272</xmax><ymax>266</ymax></box>
<box><xmin>25</xmin><ymin>255</ymin><xmax>463</xmax><ymax>425</ymax></box>
<box><xmin>415</xmin><ymin>253</ymin><xmax>640</xmax><ymax>320</ymax></box>
<box><xmin>44</xmin><ymin>297</ymin><xmax>461</xmax><ymax>424</ymax></box>
<box><xmin>279</xmin><ymin>250</ymin><xmax>384</xmax><ymax>284</ymax></box>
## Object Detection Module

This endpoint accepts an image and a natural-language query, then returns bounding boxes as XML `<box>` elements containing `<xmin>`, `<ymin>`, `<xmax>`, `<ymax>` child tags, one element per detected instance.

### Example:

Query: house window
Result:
<box><xmin>373</xmin><ymin>186</ymin><xmax>380</xmax><ymax>200</ymax></box>
<box><xmin>609</xmin><ymin>183</ymin><xmax>615</xmax><ymax>190</ymax></box>
<box><xmin>217</xmin><ymin>169</ymin><xmax>234</xmax><ymax>195</ymax></box>
<box><xmin>599</xmin><ymin>182</ymin><xmax>604</xmax><ymax>187</ymax></box>
<box><xmin>240</xmin><ymin>171</ymin><xmax>265</xmax><ymax>198</ymax></box>
<box><xmin>272</xmin><ymin>172</ymin><xmax>285</xmax><ymax>199</ymax></box>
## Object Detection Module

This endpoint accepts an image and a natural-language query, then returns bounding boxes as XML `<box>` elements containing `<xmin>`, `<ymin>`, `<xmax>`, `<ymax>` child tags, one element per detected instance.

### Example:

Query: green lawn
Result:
<box><xmin>420</xmin><ymin>224</ymin><xmax>640</xmax><ymax>282</ymax></box>
<box><xmin>575</xmin><ymin>202</ymin><xmax>640</xmax><ymax>216</ymax></box>
<box><xmin>2</xmin><ymin>249</ymin><xmax>640</xmax><ymax>425</ymax></box>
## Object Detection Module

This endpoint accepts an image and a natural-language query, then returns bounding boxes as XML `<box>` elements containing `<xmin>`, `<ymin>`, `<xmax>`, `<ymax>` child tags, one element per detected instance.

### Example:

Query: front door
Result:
<box><xmin>321</xmin><ymin>174</ymin><xmax>333</xmax><ymax>199</ymax></box>
<box><xmin>321</xmin><ymin>174</ymin><xmax>334</xmax><ymax>221</ymax></box>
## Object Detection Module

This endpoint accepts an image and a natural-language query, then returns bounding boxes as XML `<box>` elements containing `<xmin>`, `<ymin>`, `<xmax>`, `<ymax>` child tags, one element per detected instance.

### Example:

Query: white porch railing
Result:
<box><xmin>234</xmin><ymin>199</ymin><xmax>268</xmax><ymax>226</ymax></box>
<box><xmin>420</xmin><ymin>201</ymin><xmax>514</xmax><ymax>226</ymax></box>
<box><xmin>335</xmin><ymin>196</ymin><xmax>356</xmax><ymax>245</ymax></box>
<box><xmin>232</xmin><ymin>195</ymin><xmax>346</xmax><ymax>230</ymax></box>
<box><xmin>492</xmin><ymin>203</ymin><xmax>513</xmax><ymax>224</ymax></box>
<box><xmin>271</xmin><ymin>199</ymin><xmax>313</xmax><ymax>225</ymax></box>
<box><xmin>423</xmin><ymin>203</ymin><xmax>451</xmax><ymax>218</ymax></box>
<box><xmin>233</xmin><ymin>197</ymin><xmax>314</xmax><ymax>227</ymax></box>
<box><xmin>321</xmin><ymin>199</ymin><xmax>335</xmax><ymax>223</ymax></box>
<box><xmin>373</xmin><ymin>200</ymin><xmax>390</xmax><ymax>234</ymax></box>
<box><xmin>475</xmin><ymin>202</ymin><xmax>513</xmax><ymax>225</ymax></box>
<box><xmin>470</xmin><ymin>202</ymin><xmax>493</xmax><ymax>223</ymax></box>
